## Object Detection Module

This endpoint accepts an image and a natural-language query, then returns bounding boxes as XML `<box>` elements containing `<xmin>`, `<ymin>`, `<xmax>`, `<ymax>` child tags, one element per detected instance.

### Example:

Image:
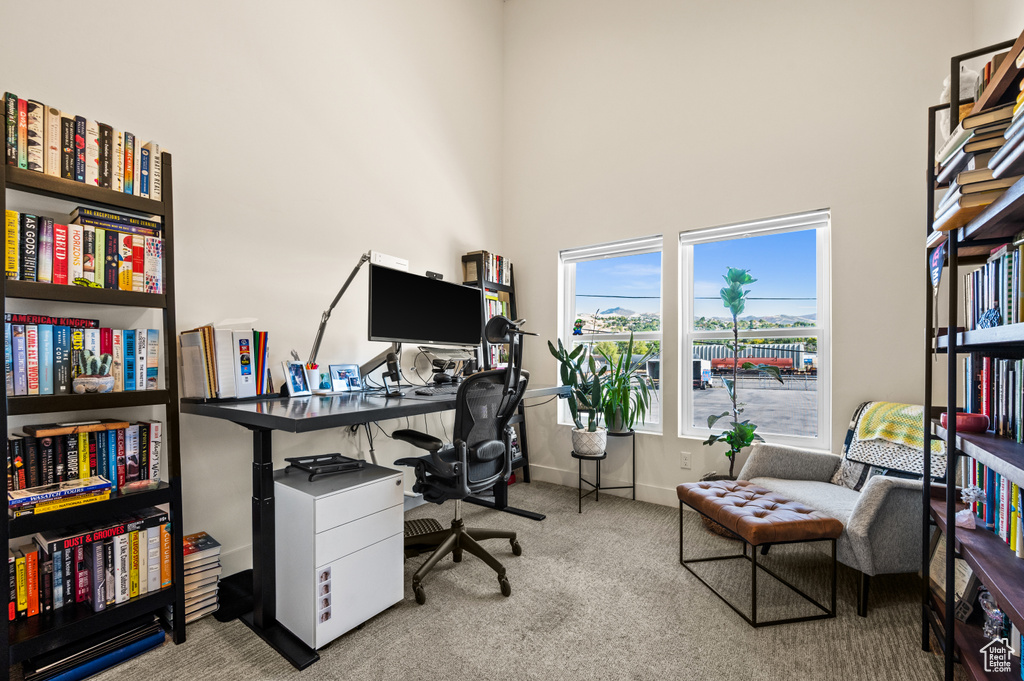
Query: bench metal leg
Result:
<box><xmin>678</xmin><ymin>501</ymin><xmax>837</xmax><ymax>627</ymax></box>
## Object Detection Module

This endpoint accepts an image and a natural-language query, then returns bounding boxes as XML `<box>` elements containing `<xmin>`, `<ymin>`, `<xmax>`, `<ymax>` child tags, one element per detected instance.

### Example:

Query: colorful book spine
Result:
<box><xmin>25</xmin><ymin>100</ymin><xmax>43</xmax><ymax>173</ymax></box>
<box><xmin>59</xmin><ymin>113</ymin><xmax>74</xmax><ymax>180</ymax></box>
<box><xmin>118</xmin><ymin>232</ymin><xmax>132</xmax><ymax>290</ymax></box>
<box><xmin>134</xmin><ymin>328</ymin><xmax>146</xmax><ymax>390</ymax></box>
<box><xmin>82</xmin><ymin>225</ymin><xmax>95</xmax><ymax>283</ymax></box>
<box><xmin>107</xmin><ymin>429</ymin><xmax>117</xmax><ymax>490</ymax></box>
<box><xmin>20</xmin><ymin>213</ymin><xmax>37</xmax><ymax>282</ymax></box>
<box><xmin>71</xmin><ymin>207</ymin><xmax>161</xmax><ymax>231</ymax></box>
<box><xmin>16</xmin><ymin>99</ymin><xmax>27</xmax><ymax>169</ymax></box>
<box><xmin>97</xmin><ymin>123</ymin><xmax>112</xmax><ymax>189</ymax></box>
<box><xmin>12</xmin><ymin>325</ymin><xmax>26</xmax><ymax>396</ymax></box>
<box><xmin>143</xmin><ymin>141</ymin><xmax>161</xmax><ymax>201</ymax></box>
<box><xmin>25</xmin><ymin>325</ymin><xmax>38</xmax><ymax>396</ymax></box>
<box><xmin>123</xmin><ymin>330</ymin><xmax>135</xmax><ymax>391</ymax></box>
<box><xmin>43</xmin><ymin>106</ymin><xmax>60</xmax><ymax>177</ymax></box>
<box><xmin>122</xmin><ymin>132</ymin><xmax>134</xmax><ymax>195</ymax></box>
<box><xmin>5</xmin><ymin>322</ymin><xmax>12</xmax><ymax>397</ymax></box>
<box><xmin>104</xmin><ymin>229</ymin><xmax>120</xmax><ymax>289</ymax></box>
<box><xmin>4</xmin><ymin>93</ymin><xmax>16</xmax><ymax>166</ymax></box>
<box><xmin>146</xmin><ymin>329</ymin><xmax>159</xmax><ymax>390</ymax></box>
<box><xmin>114</xmin><ymin>533</ymin><xmax>128</xmax><ymax>604</ymax></box>
<box><xmin>128</xmin><ymin>531</ymin><xmax>139</xmax><ymax>598</ymax></box>
<box><xmin>73</xmin><ymin>115</ymin><xmax>86</xmax><ymax>182</ymax></box>
<box><xmin>53</xmin><ymin>326</ymin><xmax>70</xmax><ymax>394</ymax></box>
<box><xmin>38</xmin><ymin>324</ymin><xmax>53</xmax><ymax>395</ymax></box>
<box><xmin>69</xmin><ymin>223</ymin><xmax>83</xmax><ymax>282</ymax></box>
<box><xmin>78</xmin><ymin>432</ymin><xmax>89</xmax><ymax>480</ymax></box>
<box><xmin>85</xmin><ymin>119</ymin><xmax>100</xmax><ymax>186</ymax></box>
<box><xmin>144</xmin><ymin>237</ymin><xmax>162</xmax><ymax>293</ymax></box>
<box><xmin>112</xmin><ymin>131</ymin><xmax>124</xmax><ymax>193</ymax></box>
<box><xmin>131</xmin><ymin>235</ymin><xmax>144</xmax><ymax>292</ymax></box>
<box><xmin>138</xmin><ymin>146</ymin><xmax>150</xmax><ymax>199</ymax></box>
<box><xmin>103</xmin><ymin>538</ymin><xmax>114</xmax><ymax>606</ymax></box>
<box><xmin>112</xmin><ymin>329</ymin><xmax>123</xmax><ymax>392</ymax></box>
<box><xmin>146</xmin><ymin>421</ymin><xmax>161</xmax><ymax>481</ymax></box>
<box><xmin>5</xmin><ymin>209</ymin><xmax>18</xmax><ymax>280</ymax></box>
<box><xmin>37</xmin><ymin>217</ymin><xmax>53</xmax><ymax>284</ymax></box>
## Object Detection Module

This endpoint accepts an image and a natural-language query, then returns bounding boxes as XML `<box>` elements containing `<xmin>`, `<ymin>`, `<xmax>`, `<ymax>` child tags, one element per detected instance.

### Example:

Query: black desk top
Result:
<box><xmin>180</xmin><ymin>384</ymin><xmax>567</xmax><ymax>433</ymax></box>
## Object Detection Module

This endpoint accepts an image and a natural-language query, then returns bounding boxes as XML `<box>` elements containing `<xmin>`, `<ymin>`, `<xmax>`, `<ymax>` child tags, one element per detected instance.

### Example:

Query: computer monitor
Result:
<box><xmin>368</xmin><ymin>264</ymin><xmax>484</xmax><ymax>347</ymax></box>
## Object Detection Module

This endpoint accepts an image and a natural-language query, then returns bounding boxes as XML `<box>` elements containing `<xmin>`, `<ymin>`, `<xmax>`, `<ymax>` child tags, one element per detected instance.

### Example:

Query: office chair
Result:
<box><xmin>394</xmin><ymin>316</ymin><xmax>531</xmax><ymax>605</ymax></box>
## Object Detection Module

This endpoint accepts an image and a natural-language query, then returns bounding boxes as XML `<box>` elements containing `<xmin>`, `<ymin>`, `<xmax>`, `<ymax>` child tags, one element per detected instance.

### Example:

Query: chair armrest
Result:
<box><xmin>737</xmin><ymin>443</ymin><xmax>840</xmax><ymax>483</ymax></box>
<box><xmin>393</xmin><ymin>429</ymin><xmax>444</xmax><ymax>452</ymax></box>
<box><xmin>845</xmin><ymin>476</ymin><xmax>924</xmax><ymax>575</ymax></box>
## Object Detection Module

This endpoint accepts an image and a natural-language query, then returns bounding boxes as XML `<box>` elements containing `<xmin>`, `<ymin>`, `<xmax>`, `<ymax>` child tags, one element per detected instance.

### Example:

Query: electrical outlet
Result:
<box><xmin>680</xmin><ymin>451</ymin><xmax>691</xmax><ymax>469</ymax></box>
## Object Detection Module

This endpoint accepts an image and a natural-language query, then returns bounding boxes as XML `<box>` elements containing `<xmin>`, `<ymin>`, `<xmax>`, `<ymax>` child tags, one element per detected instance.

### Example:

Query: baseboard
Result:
<box><xmin>526</xmin><ymin>464</ymin><xmax>680</xmax><ymax>508</ymax></box>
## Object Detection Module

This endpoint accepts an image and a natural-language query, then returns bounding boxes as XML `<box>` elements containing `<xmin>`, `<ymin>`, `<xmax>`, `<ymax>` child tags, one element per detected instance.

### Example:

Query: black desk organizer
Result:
<box><xmin>284</xmin><ymin>454</ymin><xmax>364</xmax><ymax>482</ymax></box>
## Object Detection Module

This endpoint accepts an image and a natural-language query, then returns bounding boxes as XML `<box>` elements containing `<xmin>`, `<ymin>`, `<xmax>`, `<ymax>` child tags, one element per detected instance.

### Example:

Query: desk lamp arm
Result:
<box><xmin>308</xmin><ymin>251</ymin><xmax>372</xmax><ymax>367</ymax></box>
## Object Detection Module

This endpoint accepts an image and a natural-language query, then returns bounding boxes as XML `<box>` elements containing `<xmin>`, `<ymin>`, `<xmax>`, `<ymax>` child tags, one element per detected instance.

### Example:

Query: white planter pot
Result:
<box><xmin>572</xmin><ymin>427</ymin><xmax>608</xmax><ymax>457</ymax></box>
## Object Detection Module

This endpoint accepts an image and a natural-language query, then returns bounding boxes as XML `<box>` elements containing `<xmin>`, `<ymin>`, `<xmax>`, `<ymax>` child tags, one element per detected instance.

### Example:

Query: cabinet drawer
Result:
<box><xmin>314</xmin><ymin>474</ymin><xmax>402</xmax><ymax>532</ymax></box>
<box><xmin>315</xmin><ymin>503</ymin><xmax>402</xmax><ymax>567</ymax></box>
<box><xmin>314</xmin><ymin>533</ymin><xmax>403</xmax><ymax>648</ymax></box>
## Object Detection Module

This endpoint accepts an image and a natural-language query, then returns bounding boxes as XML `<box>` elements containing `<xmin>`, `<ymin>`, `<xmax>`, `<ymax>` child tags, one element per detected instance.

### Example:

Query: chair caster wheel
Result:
<box><xmin>453</xmin><ymin>548</ymin><xmax>463</xmax><ymax>563</ymax></box>
<box><xmin>511</xmin><ymin>539</ymin><xmax>522</xmax><ymax>556</ymax></box>
<box><xmin>499</xmin><ymin>576</ymin><xmax>511</xmax><ymax>597</ymax></box>
<box><xmin>414</xmin><ymin>584</ymin><xmax>426</xmax><ymax>605</ymax></box>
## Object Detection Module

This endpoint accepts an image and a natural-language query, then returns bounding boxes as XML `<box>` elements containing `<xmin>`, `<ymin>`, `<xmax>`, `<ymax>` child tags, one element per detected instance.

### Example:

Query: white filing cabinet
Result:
<box><xmin>274</xmin><ymin>463</ymin><xmax>404</xmax><ymax>649</ymax></box>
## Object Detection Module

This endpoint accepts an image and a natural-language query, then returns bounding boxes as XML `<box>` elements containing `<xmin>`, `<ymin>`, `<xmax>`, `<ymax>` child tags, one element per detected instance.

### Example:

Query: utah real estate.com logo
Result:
<box><xmin>981</xmin><ymin>638</ymin><xmax>1012</xmax><ymax>674</ymax></box>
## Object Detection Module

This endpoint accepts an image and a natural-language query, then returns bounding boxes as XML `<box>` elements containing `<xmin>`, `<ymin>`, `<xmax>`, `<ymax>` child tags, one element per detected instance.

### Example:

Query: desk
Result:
<box><xmin>179</xmin><ymin>384</ymin><xmax>565</xmax><ymax>670</ymax></box>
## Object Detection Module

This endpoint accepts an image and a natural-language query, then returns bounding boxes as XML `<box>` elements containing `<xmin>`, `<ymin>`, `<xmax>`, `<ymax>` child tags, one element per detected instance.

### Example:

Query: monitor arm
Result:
<box><xmin>307</xmin><ymin>251</ymin><xmax>372</xmax><ymax>367</ymax></box>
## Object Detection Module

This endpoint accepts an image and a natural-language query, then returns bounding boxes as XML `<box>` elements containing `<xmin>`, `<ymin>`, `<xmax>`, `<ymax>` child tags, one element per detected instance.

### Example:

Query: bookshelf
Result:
<box><xmin>460</xmin><ymin>251</ymin><xmax>535</xmax><ymax>487</ymax></box>
<box><xmin>924</xmin><ymin>30</ymin><xmax>1024</xmax><ymax>681</ymax></box>
<box><xmin>0</xmin><ymin>154</ymin><xmax>186</xmax><ymax>676</ymax></box>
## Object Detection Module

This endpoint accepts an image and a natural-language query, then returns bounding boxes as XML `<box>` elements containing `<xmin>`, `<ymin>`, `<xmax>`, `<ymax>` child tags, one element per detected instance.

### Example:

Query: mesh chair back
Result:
<box><xmin>453</xmin><ymin>369</ymin><xmax>530</xmax><ymax>487</ymax></box>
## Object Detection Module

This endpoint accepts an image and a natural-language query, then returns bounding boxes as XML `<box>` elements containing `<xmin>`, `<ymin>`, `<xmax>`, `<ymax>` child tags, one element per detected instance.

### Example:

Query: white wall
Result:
<box><xmin>974</xmin><ymin>0</ymin><xmax>1024</xmax><ymax>47</ymax></box>
<box><xmin>3</xmin><ymin>0</ymin><xmax>505</xmax><ymax>573</ymax></box>
<box><xmin>502</xmin><ymin>0</ymin><xmax>977</xmax><ymax>505</ymax></box>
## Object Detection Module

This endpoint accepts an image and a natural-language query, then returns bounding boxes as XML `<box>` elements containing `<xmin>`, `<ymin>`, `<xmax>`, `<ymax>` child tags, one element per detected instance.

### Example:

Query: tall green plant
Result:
<box><xmin>703</xmin><ymin>268</ymin><xmax>783</xmax><ymax>477</ymax></box>
<box><xmin>548</xmin><ymin>339</ymin><xmax>607</xmax><ymax>432</ymax></box>
<box><xmin>599</xmin><ymin>332</ymin><xmax>655</xmax><ymax>431</ymax></box>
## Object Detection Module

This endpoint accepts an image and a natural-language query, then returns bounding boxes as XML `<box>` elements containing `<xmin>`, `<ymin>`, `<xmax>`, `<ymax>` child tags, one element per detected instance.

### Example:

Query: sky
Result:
<box><xmin>574</xmin><ymin>251</ymin><xmax>662</xmax><ymax>316</ymax></box>
<box><xmin>693</xmin><ymin>230</ymin><xmax>817</xmax><ymax>319</ymax></box>
<box><xmin>572</xmin><ymin>230</ymin><xmax>817</xmax><ymax>320</ymax></box>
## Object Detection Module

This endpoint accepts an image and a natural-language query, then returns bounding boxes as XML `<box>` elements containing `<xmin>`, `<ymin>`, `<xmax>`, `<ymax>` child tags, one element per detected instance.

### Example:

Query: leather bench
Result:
<box><xmin>677</xmin><ymin>479</ymin><xmax>842</xmax><ymax>627</ymax></box>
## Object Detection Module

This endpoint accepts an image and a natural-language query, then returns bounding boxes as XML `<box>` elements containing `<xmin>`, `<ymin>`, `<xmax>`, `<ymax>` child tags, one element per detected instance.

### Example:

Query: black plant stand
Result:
<box><xmin>571</xmin><ymin>429</ymin><xmax>636</xmax><ymax>513</ymax></box>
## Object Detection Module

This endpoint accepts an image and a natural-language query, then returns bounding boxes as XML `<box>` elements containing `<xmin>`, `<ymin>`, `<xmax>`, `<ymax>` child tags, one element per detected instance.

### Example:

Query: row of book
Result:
<box><xmin>8</xmin><ymin>507</ymin><xmax>171</xmax><ymax>619</ymax></box>
<box><xmin>5</xmin><ymin>207</ymin><xmax>164</xmax><ymax>293</ymax></box>
<box><xmin>964</xmin><ymin>355</ymin><xmax>1021</xmax><ymax>440</ymax></box>
<box><xmin>7</xmin><ymin>419</ymin><xmax>162</xmax><ymax>502</ymax></box>
<box><xmin>4</xmin><ymin>313</ymin><xmax>161</xmax><ymax>397</ymax></box>
<box><xmin>962</xmin><ymin>235</ymin><xmax>1023</xmax><ymax>330</ymax></box>
<box><xmin>168</xmin><ymin>532</ymin><xmax>221</xmax><ymax>626</ymax></box>
<box><xmin>462</xmin><ymin>250</ymin><xmax>513</xmax><ymax>286</ymax></box>
<box><xmin>178</xmin><ymin>326</ymin><xmax>272</xmax><ymax>399</ymax></box>
<box><xmin>957</xmin><ymin>453</ymin><xmax>1024</xmax><ymax>556</ymax></box>
<box><xmin>483</xmin><ymin>291</ymin><xmax>511</xmax><ymax>368</ymax></box>
<box><xmin>4</xmin><ymin>92</ymin><xmax>162</xmax><ymax>200</ymax></box>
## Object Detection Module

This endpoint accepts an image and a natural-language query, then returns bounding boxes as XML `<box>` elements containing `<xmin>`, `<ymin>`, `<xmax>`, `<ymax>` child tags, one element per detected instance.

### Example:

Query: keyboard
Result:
<box><xmin>414</xmin><ymin>384</ymin><xmax>460</xmax><ymax>396</ymax></box>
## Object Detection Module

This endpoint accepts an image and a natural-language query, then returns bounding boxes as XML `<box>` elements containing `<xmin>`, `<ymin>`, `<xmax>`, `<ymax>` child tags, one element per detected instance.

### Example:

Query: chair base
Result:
<box><xmin>406</xmin><ymin>517</ymin><xmax>521</xmax><ymax>604</ymax></box>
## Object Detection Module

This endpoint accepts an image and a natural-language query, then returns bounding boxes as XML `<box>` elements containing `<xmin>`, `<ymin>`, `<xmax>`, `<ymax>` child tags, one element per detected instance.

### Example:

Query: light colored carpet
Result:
<box><xmin>88</xmin><ymin>481</ymin><xmax>950</xmax><ymax>681</ymax></box>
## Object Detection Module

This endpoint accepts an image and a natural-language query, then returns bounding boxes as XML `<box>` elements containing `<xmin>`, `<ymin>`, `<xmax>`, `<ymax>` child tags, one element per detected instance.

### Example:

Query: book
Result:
<box><xmin>37</xmin><ymin>217</ymin><xmax>53</xmax><ymax>284</ymax></box>
<box><xmin>160</xmin><ymin>521</ymin><xmax>171</xmax><ymax>588</ymax></box>
<box><xmin>118</xmin><ymin>232</ymin><xmax>132</xmax><ymax>290</ymax></box>
<box><xmin>5</xmin><ymin>209</ymin><xmax>18</xmax><ymax>280</ymax></box>
<box><xmin>20</xmin><ymin>213</ymin><xmax>38</xmax><ymax>282</ymax></box>
<box><xmin>25</xmin><ymin>100</ymin><xmax>42</xmax><ymax>172</ymax></box>
<box><xmin>85</xmin><ymin>119</ymin><xmax>100</xmax><ymax>186</ymax></box>
<box><xmin>131</xmin><ymin>236</ymin><xmax>145</xmax><ymax>292</ymax></box>
<box><xmin>98</xmin><ymin>123</ymin><xmax>112</xmax><ymax>189</ymax></box>
<box><xmin>7</xmin><ymin>475</ymin><xmax>111</xmax><ymax>508</ymax></box>
<box><xmin>19</xmin><ymin>543</ymin><xmax>39</xmax><ymax>617</ymax></box>
<box><xmin>178</xmin><ymin>331</ymin><xmax>209</xmax><ymax>399</ymax></box>
<box><xmin>23</xmin><ymin>419</ymin><xmax>129</xmax><ymax>438</ymax></box>
<box><xmin>84</xmin><ymin>539</ymin><xmax>105</xmax><ymax>612</ymax></box>
<box><xmin>83</xmin><ymin>225</ymin><xmax>95</xmax><ymax>283</ymax></box>
<box><xmin>144</xmin><ymin>236</ymin><xmax>162</xmax><ymax>293</ymax></box>
<box><xmin>4</xmin><ymin>93</ymin><xmax>16</xmax><ymax>166</ymax></box>
<box><xmin>112</xmin><ymin>131</ymin><xmax>124</xmax><ymax>193</ymax></box>
<box><xmin>69</xmin><ymin>223</ymin><xmax>83</xmax><ymax>282</ymax></box>
<box><xmin>70</xmin><ymin>207</ymin><xmax>161</xmax><ymax>231</ymax></box>
<box><xmin>125</xmin><ymin>424</ymin><xmax>140</xmax><ymax>481</ymax></box>
<box><xmin>25</xmin><ymin>325</ymin><xmax>38</xmax><ymax>395</ymax></box>
<box><xmin>52</xmin><ymin>222</ymin><xmax>68</xmax><ymax>285</ymax></box>
<box><xmin>59</xmin><ymin>113</ymin><xmax>74</xmax><ymax>180</ymax></box>
<box><xmin>146</xmin><ymin>329</ymin><xmax>160</xmax><ymax>389</ymax></box>
<box><xmin>54</xmin><ymin>326</ymin><xmax>70</xmax><ymax>394</ymax></box>
<box><xmin>138</xmin><ymin>146</ymin><xmax>149</xmax><ymax>199</ymax></box>
<box><xmin>128</xmin><ymin>530</ymin><xmax>139</xmax><ymax>598</ymax></box>
<box><xmin>73</xmin><ymin>115</ymin><xmax>85</xmax><ymax>182</ymax></box>
<box><xmin>10</xmin><ymin>490</ymin><xmax>110</xmax><ymax>517</ymax></box>
<box><xmin>12</xmin><ymin>324</ymin><xmax>26</xmax><ymax>396</ymax></box>
<box><xmin>933</xmin><ymin>190</ymin><xmax>1005</xmax><ymax>231</ymax></box>
<box><xmin>123</xmin><ymin>133</ymin><xmax>134</xmax><ymax>195</ymax></box>
<box><xmin>14</xmin><ymin>549</ymin><xmax>25</xmax><ymax>619</ymax></box>
<box><xmin>182</xmin><ymin>531</ymin><xmax>221</xmax><ymax>564</ymax></box>
<box><xmin>123</xmin><ymin>330</ymin><xmax>135</xmax><ymax>391</ymax></box>
<box><xmin>37</xmin><ymin>324</ymin><xmax>53</xmax><ymax>395</ymax></box>
<box><xmin>965</xmin><ymin>102</ymin><xmax>1016</xmax><ymax>131</ymax></box>
<box><xmin>135</xmin><ymin>329</ymin><xmax>147</xmax><ymax>390</ymax></box>
<box><xmin>16</xmin><ymin>99</ymin><xmax>26</xmax><ymax>169</ymax></box>
<box><xmin>44</xmin><ymin>106</ymin><xmax>63</xmax><ymax>177</ymax></box>
<box><xmin>113</xmin><ymin>533</ymin><xmax>129</xmax><ymax>604</ymax></box>
<box><xmin>4</xmin><ymin>322</ymin><xmax>10</xmax><ymax>397</ymax></box>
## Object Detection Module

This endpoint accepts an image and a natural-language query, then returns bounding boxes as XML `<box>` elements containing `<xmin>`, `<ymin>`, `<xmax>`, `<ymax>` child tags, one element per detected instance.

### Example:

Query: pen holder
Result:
<box><xmin>305</xmin><ymin>368</ymin><xmax>322</xmax><ymax>392</ymax></box>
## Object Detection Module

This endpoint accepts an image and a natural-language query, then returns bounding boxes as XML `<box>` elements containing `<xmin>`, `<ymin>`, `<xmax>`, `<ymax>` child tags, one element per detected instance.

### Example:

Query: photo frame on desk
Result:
<box><xmin>329</xmin><ymin>364</ymin><xmax>363</xmax><ymax>392</ymax></box>
<box><xmin>283</xmin><ymin>361</ymin><xmax>312</xmax><ymax>397</ymax></box>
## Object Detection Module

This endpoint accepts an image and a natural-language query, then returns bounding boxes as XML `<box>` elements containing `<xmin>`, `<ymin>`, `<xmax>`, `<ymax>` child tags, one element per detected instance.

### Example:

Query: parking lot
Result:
<box><xmin>692</xmin><ymin>376</ymin><xmax>817</xmax><ymax>437</ymax></box>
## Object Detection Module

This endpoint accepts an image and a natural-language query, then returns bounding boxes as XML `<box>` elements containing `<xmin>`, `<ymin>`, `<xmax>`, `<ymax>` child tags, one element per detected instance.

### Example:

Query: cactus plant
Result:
<box><xmin>76</xmin><ymin>349</ymin><xmax>114</xmax><ymax>377</ymax></box>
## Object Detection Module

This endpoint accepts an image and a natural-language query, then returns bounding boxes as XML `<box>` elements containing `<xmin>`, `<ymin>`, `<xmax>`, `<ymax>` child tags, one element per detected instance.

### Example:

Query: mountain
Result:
<box><xmin>599</xmin><ymin>307</ymin><xmax>636</xmax><ymax>317</ymax></box>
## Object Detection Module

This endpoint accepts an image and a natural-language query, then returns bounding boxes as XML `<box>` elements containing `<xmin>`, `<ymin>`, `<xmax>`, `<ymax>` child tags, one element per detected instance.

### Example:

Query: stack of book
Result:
<box><xmin>9</xmin><ymin>508</ymin><xmax>172</xmax><ymax>620</ymax></box>
<box><xmin>462</xmin><ymin>250</ymin><xmax>513</xmax><ymax>286</ymax></box>
<box><xmin>178</xmin><ymin>326</ymin><xmax>271</xmax><ymax>399</ymax></box>
<box><xmin>4</xmin><ymin>92</ymin><xmax>162</xmax><ymax>200</ymax></box>
<box><xmin>986</xmin><ymin>75</ymin><xmax>1024</xmax><ymax>180</ymax></box>
<box><xmin>8</xmin><ymin>419</ymin><xmax>162</xmax><ymax>502</ymax></box>
<box><xmin>4</xmin><ymin>207</ymin><xmax>164</xmax><ymax>293</ymax></box>
<box><xmin>934</xmin><ymin>102</ymin><xmax>1017</xmax><ymax>231</ymax></box>
<box><xmin>8</xmin><ymin>477</ymin><xmax>111</xmax><ymax>517</ymax></box>
<box><xmin>956</xmin><ymin>451</ymin><xmax>1024</xmax><ymax>558</ymax></box>
<box><xmin>171</xmin><ymin>532</ymin><xmax>221</xmax><ymax>625</ymax></box>
<box><xmin>5</xmin><ymin>313</ymin><xmax>161</xmax><ymax>397</ymax></box>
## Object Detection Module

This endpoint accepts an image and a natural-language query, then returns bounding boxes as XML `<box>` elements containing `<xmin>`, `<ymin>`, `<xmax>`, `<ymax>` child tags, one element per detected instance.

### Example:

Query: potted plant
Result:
<box><xmin>599</xmin><ymin>332</ymin><xmax>656</xmax><ymax>433</ymax></box>
<box><xmin>702</xmin><ymin>268</ymin><xmax>783</xmax><ymax>479</ymax></box>
<box><xmin>548</xmin><ymin>339</ymin><xmax>608</xmax><ymax>456</ymax></box>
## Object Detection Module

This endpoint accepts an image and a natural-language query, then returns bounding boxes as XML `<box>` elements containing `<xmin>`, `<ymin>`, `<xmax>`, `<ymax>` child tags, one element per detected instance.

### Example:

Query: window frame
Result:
<box><xmin>558</xmin><ymin>235</ymin><xmax>664</xmax><ymax>434</ymax></box>
<box><xmin>678</xmin><ymin>210</ymin><xmax>831</xmax><ymax>450</ymax></box>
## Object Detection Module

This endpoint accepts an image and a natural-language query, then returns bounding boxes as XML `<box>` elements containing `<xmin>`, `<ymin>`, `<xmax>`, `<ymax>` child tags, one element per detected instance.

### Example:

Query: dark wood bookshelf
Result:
<box><xmin>4</xmin><ymin>166</ymin><xmax>164</xmax><ymax>217</ymax></box>
<box><xmin>936</xmin><ymin>322</ymin><xmax>1024</xmax><ymax>354</ymax></box>
<box><xmin>9</xmin><ymin>482</ymin><xmax>172</xmax><ymax>537</ymax></box>
<box><xmin>0</xmin><ymin>153</ymin><xmax>186</xmax><ymax>675</ymax></box>
<box><xmin>931</xmin><ymin>499</ymin><xmax>1024</xmax><ymax>631</ymax></box>
<box><xmin>6</xmin><ymin>390</ymin><xmax>171</xmax><ymax>416</ymax></box>
<box><xmin>924</xmin><ymin>31</ymin><xmax>1024</xmax><ymax>680</ymax></box>
<box><xmin>8</xmin><ymin>588</ymin><xmax>174</xmax><ymax>664</ymax></box>
<box><xmin>933</xmin><ymin>421</ymin><xmax>1024</xmax><ymax>475</ymax></box>
<box><xmin>4</xmin><ymin>280</ymin><xmax>166</xmax><ymax>308</ymax></box>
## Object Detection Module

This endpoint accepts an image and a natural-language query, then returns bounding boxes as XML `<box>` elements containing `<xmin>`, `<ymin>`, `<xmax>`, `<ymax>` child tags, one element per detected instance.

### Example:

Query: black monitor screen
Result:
<box><xmin>368</xmin><ymin>264</ymin><xmax>483</xmax><ymax>346</ymax></box>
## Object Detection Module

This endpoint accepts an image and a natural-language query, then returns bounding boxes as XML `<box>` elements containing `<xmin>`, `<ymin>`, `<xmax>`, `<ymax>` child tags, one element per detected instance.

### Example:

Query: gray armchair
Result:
<box><xmin>738</xmin><ymin>442</ymin><xmax>923</xmax><ymax>616</ymax></box>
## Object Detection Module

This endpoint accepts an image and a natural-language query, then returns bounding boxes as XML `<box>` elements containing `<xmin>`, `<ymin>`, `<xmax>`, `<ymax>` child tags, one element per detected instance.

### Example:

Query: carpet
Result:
<box><xmin>87</xmin><ymin>481</ymin><xmax>951</xmax><ymax>681</ymax></box>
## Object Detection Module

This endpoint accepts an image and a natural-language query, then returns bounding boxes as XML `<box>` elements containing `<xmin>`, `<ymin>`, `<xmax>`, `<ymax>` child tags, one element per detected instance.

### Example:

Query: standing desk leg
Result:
<box><xmin>233</xmin><ymin>426</ymin><xmax>320</xmax><ymax>671</ymax></box>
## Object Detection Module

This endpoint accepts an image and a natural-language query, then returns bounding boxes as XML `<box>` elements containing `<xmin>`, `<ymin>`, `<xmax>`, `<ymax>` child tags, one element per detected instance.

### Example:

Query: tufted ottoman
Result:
<box><xmin>677</xmin><ymin>479</ymin><xmax>843</xmax><ymax>627</ymax></box>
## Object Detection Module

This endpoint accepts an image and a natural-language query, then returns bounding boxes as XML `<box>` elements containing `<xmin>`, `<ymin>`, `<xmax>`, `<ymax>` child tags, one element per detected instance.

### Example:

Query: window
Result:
<box><xmin>679</xmin><ymin>210</ymin><xmax>830</xmax><ymax>448</ymax></box>
<box><xmin>559</xmin><ymin>236</ymin><xmax>663</xmax><ymax>433</ymax></box>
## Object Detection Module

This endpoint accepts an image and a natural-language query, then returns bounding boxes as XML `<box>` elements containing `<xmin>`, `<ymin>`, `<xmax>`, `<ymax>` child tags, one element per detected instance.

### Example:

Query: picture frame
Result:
<box><xmin>329</xmin><ymin>364</ymin><xmax>363</xmax><ymax>392</ymax></box>
<box><xmin>282</xmin><ymin>360</ymin><xmax>312</xmax><ymax>397</ymax></box>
